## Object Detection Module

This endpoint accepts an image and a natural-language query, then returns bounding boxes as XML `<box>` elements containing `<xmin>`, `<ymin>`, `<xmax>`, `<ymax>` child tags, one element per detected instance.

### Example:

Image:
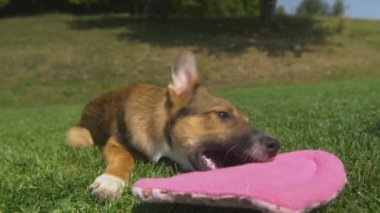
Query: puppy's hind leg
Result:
<box><xmin>66</xmin><ymin>126</ymin><xmax>94</xmax><ymax>147</ymax></box>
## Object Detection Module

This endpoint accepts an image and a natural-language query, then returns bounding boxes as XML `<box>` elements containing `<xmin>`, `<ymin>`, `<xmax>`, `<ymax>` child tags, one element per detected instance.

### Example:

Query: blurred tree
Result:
<box><xmin>332</xmin><ymin>0</ymin><xmax>345</xmax><ymax>32</ymax></box>
<box><xmin>242</xmin><ymin>0</ymin><xmax>260</xmax><ymax>16</ymax></box>
<box><xmin>145</xmin><ymin>0</ymin><xmax>170</xmax><ymax>19</ymax></box>
<box><xmin>0</xmin><ymin>0</ymin><xmax>261</xmax><ymax>17</ymax></box>
<box><xmin>171</xmin><ymin>0</ymin><xmax>260</xmax><ymax>17</ymax></box>
<box><xmin>332</xmin><ymin>0</ymin><xmax>344</xmax><ymax>16</ymax></box>
<box><xmin>128</xmin><ymin>0</ymin><xmax>146</xmax><ymax>15</ymax></box>
<box><xmin>171</xmin><ymin>0</ymin><xmax>201</xmax><ymax>16</ymax></box>
<box><xmin>296</xmin><ymin>0</ymin><xmax>329</xmax><ymax>16</ymax></box>
<box><xmin>203</xmin><ymin>0</ymin><xmax>243</xmax><ymax>17</ymax></box>
<box><xmin>276</xmin><ymin>5</ymin><xmax>286</xmax><ymax>16</ymax></box>
<box><xmin>260</xmin><ymin>0</ymin><xmax>277</xmax><ymax>25</ymax></box>
<box><xmin>67</xmin><ymin>0</ymin><xmax>98</xmax><ymax>10</ymax></box>
<box><xmin>0</xmin><ymin>0</ymin><xmax>9</xmax><ymax>8</ymax></box>
<box><xmin>2</xmin><ymin>0</ymin><xmax>69</xmax><ymax>14</ymax></box>
<box><xmin>66</xmin><ymin>0</ymin><xmax>130</xmax><ymax>13</ymax></box>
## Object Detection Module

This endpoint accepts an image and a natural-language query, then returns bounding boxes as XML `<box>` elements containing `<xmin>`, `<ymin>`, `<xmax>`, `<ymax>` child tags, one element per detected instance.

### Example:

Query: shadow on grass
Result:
<box><xmin>68</xmin><ymin>15</ymin><xmax>337</xmax><ymax>57</ymax></box>
<box><xmin>132</xmin><ymin>202</ymin><xmax>261</xmax><ymax>213</ymax></box>
<box><xmin>366</xmin><ymin>121</ymin><xmax>380</xmax><ymax>137</ymax></box>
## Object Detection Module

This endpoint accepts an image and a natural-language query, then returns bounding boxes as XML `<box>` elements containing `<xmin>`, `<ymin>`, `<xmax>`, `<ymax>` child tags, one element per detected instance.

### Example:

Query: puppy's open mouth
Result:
<box><xmin>189</xmin><ymin>135</ymin><xmax>280</xmax><ymax>171</ymax></box>
<box><xmin>196</xmin><ymin>148</ymin><xmax>250</xmax><ymax>171</ymax></box>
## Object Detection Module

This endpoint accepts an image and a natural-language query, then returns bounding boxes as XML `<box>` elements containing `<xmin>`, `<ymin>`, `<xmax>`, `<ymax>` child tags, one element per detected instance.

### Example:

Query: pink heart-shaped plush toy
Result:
<box><xmin>132</xmin><ymin>150</ymin><xmax>347</xmax><ymax>213</ymax></box>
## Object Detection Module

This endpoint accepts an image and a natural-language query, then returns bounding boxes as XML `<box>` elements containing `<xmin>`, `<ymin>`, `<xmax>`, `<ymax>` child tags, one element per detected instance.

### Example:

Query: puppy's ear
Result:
<box><xmin>169</xmin><ymin>50</ymin><xmax>199</xmax><ymax>95</ymax></box>
<box><xmin>167</xmin><ymin>50</ymin><xmax>199</xmax><ymax>114</ymax></box>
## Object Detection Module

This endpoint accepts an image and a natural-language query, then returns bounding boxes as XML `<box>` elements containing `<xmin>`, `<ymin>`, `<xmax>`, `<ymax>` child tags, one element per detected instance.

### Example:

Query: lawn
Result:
<box><xmin>1</xmin><ymin>14</ymin><xmax>380</xmax><ymax>107</ymax></box>
<box><xmin>1</xmin><ymin>78</ymin><xmax>379</xmax><ymax>212</ymax></box>
<box><xmin>0</xmin><ymin>13</ymin><xmax>380</xmax><ymax>212</ymax></box>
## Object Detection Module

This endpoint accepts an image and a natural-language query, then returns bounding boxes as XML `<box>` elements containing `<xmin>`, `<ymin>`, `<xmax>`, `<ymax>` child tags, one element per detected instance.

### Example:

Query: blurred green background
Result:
<box><xmin>1</xmin><ymin>0</ymin><xmax>380</xmax><ymax>212</ymax></box>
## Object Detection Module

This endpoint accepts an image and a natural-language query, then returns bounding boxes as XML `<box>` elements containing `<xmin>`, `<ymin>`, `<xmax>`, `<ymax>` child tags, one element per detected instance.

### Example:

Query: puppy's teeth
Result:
<box><xmin>201</xmin><ymin>155</ymin><xmax>216</xmax><ymax>170</ymax></box>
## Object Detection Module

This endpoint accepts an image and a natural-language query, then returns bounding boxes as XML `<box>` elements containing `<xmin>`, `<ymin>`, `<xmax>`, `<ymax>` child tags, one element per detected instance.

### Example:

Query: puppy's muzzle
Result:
<box><xmin>251</xmin><ymin>132</ymin><xmax>281</xmax><ymax>159</ymax></box>
<box><xmin>252</xmin><ymin>133</ymin><xmax>281</xmax><ymax>158</ymax></box>
<box><xmin>190</xmin><ymin>129</ymin><xmax>281</xmax><ymax>171</ymax></box>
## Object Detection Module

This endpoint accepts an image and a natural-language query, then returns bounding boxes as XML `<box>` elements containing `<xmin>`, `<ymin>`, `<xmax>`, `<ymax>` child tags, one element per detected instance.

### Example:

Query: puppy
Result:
<box><xmin>66</xmin><ymin>50</ymin><xmax>280</xmax><ymax>202</ymax></box>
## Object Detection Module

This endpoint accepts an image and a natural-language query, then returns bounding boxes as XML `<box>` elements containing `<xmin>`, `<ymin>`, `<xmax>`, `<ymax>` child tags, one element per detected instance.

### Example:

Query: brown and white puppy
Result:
<box><xmin>66</xmin><ymin>50</ymin><xmax>280</xmax><ymax>202</ymax></box>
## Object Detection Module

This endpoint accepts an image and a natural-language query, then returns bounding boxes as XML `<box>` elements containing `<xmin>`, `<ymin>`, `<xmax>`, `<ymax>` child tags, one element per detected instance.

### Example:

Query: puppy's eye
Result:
<box><xmin>217</xmin><ymin>111</ymin><xmax>230</xmax><ymax>121</ymax></box>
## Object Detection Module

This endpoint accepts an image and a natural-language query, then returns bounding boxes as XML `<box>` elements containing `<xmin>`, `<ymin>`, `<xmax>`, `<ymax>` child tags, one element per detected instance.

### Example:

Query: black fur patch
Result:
<box><xmin>116</xmin><ymin>107</ymin><xmax>148</xmax><ymax>160</ymax></box>
<box><xmin>164</xmin><ymin>107</ymin><xmax>194</xmax><ymax>148</ymax></box>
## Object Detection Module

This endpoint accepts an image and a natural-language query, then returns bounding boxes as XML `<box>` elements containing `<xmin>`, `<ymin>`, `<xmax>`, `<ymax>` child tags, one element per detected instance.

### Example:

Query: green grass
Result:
<box><xmin>1</xmin><ymin>78</ymin><xmax>379</xmax><ymax>212</ymax></box>
<box><xmin>1</xmin><ymin>13</ymin><xmax>380</xmax><ymax>212</ymax></box>
<box><xmin>1</xmin><ymin>14</ymin><xmax>380</xmax><ymax>107</ymax></box>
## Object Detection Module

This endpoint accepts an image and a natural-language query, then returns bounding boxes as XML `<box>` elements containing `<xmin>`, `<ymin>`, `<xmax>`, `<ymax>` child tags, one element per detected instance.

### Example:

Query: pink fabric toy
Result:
<box><xmin>132</xmin><ymin>150</ymin><xmax>347</xmax><ymax>213</ymax></box>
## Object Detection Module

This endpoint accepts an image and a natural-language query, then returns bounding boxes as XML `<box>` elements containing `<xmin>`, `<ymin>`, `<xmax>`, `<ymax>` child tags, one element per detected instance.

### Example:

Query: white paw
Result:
<box><xmin>90</xmin><ymin>174</ymin><xmax>126</xmax><ymax>202</ymax></box>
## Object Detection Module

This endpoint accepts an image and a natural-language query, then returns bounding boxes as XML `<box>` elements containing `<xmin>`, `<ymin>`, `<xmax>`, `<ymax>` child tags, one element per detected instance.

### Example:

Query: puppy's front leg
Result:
<box><xmin>90</xmin><ymin>135</ymin><xmax>135</xmax><ymax>202</ymax></box>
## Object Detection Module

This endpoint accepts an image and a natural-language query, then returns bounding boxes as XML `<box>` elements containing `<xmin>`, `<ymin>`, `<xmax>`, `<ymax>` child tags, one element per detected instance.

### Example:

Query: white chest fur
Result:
<box><xmin>152</xmin><ymin>141</ymin><xmax>195</xmax><ymax>171</ymax></box>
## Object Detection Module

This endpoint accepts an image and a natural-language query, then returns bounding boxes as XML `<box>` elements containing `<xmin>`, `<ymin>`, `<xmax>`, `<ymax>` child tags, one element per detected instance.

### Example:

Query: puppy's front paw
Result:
<box><xmin>90</xmin><ymin>174</ymin><xmax>126</xmax><ymax>202</ymax></box>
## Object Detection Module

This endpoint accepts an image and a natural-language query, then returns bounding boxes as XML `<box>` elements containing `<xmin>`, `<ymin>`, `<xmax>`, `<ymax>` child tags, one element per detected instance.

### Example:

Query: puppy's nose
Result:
<box><xmin>260</xmin><ymin>136</ymin><xmax>280</xmax><ymax>157</ymax></box>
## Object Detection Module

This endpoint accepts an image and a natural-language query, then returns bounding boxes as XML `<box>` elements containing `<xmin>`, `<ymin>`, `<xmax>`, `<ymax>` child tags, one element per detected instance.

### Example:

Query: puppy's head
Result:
<box><xmin>165</xmin><ymin>51</ymin><xmax>280</xmax><ymax>171</ymax></box>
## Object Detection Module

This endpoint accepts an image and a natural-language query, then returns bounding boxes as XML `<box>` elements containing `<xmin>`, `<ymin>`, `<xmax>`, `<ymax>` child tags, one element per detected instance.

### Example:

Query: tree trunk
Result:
<box><xmin>159</xmin><ymin>0</ymin><xmax>169</xmax><ymax>20</ymax></box>
<box><xmin>145</xmin><ymin>0</ymin><xmax>170</xmax><ymax>20</ymax></box>
<box><xmin>260</xmin><ymin>0</ymin><xmax>277</xmax><ymax>26</ymax></box>
<box><xmin>145</xmin><ymin>0</ymin><xmax>154</xmax><ymax>17</ymax></box>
